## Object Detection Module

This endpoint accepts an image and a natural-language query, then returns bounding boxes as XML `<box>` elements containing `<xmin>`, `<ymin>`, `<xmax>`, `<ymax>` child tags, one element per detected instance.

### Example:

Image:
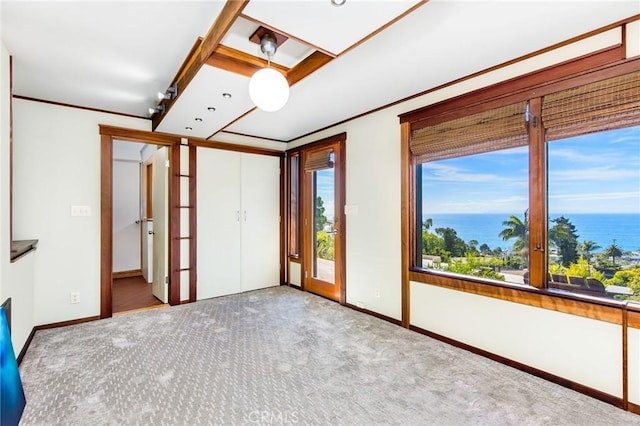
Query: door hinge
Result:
<box><xmin>165</xmin><ymin>276</ymin><xmax>168</xmax><ymax>284</ymax></box>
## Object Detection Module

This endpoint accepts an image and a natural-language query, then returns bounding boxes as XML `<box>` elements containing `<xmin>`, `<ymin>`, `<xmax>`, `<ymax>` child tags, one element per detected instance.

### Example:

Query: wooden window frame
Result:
<box><xmin>400</xmin><ymin>46</ymin><xmax>640</xmax><ymax>324</ymax></box>
<box><xmin>286</xmin><ymin>152</ymin><xmax>301</xmax><ymax>260</ymax></box>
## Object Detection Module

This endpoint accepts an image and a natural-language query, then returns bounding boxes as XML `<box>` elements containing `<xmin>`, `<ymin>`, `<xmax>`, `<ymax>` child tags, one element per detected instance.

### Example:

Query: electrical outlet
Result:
<box><xmin>374</xmin><ymin>289</ymin><xmax>381</xmax><ymax>298</ymax></box>
<box><xmin>70</xmin><ymin>292</ymin><xmax>80</xmax><ymax>304</ymax></box>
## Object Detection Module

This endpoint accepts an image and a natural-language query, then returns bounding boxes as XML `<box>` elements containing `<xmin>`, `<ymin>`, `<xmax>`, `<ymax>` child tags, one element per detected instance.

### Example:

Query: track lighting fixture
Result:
<box><xmin>157</xmin><ymin>84</ymin><xmax>178</xmax><ymax>100</ymax></box>
<box><xmin>148</xmin><ymin>104</ymin><xmax>165</xmax><ymax>116</ymax></box>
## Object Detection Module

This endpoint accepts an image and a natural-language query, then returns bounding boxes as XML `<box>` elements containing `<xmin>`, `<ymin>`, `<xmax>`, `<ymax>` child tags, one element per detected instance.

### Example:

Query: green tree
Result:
<box><xmin>445</xmin><ymin>255</ymin><xmax>505</xmax><ymax>281</ymax></box>
<box><xmin>316</xmin><ymin>231</ymin><xmax>335</xmax><ymax>261</ymax></box>
<box><xmin>479</xmin><ymin>243</ymin><xmax>491</xmax><ymax>255</ymax></box>
<box><xmin>499</xmin><ymin>210</ymin><xmax>529</xmax><ymax>263</ymax></box>
<box><xmin>435</xmin><ymin>227</ymin><xmax>467</xmax><ymax>258</ymax></box>
<box><xmin>606</xmin><ymin>267</ymin><xmax>640</xmax><ymax>295</ymax></box>
<box><xmin>578</xmin><ymin>240</ymin><xmax>601</xmax><ymax>261</ymax></box>
<box><xmin>468</xmin><ymin>239</ymin><xmax>479</xmax><ymax>254</ymax></box>
<box><xmin>315</xmin><ymin>196</ymin><xmax>327</xmax><ymax>231</ymax></box>
<box><xmin>549</xmin><ymin>216</ymin><xmax>579</xmax><ymax>267</ymax></box>
<box><xmin>565</xmin><ymin>258</ymin><xmax>591</xmax><ymax>278</ymax></box>
<box><xmin>422</xmin><ymin>232</ymin><xmax>449</xmax><ymax>261</ymax></box>
<box><xmin>604</xmin><ymin>240</ymin><xmax>623</xmax><ymax>265</ymax></box>
<box><xmin>422</xmin><ymin>218</ymin><xmax>433</xmax><ymax>233</ymax></box>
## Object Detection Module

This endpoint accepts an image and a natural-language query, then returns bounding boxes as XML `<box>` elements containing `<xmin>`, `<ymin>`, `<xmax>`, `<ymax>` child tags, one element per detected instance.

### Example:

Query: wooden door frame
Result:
<box><xmin>100</xmin><ymin>125</ymin><xmax>183</xmax><ymax>318</ymax></box>
<box><xmin>300</xmin><ymin>133</ymin><xmax>346</xmax><ymax>304</ymax></box>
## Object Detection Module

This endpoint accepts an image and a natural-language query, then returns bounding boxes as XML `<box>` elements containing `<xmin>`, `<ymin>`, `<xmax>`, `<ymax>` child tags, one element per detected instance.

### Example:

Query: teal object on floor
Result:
<box><xmin>0</xmin><ymin>306</ymin><xmax>26</xmax><ymax>426</ymax></box>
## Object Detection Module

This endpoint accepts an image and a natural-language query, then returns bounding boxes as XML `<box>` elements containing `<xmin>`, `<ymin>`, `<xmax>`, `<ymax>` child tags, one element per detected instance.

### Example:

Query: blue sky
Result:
<box><xmin>316</xmin><ymin>168</ymin><xmax>335</xmax><ymax>221</ymax></box>
<box><xmin>421</xmin><ymin>126</ymin><xmax>640</xmax><ymax>214</ymax></box>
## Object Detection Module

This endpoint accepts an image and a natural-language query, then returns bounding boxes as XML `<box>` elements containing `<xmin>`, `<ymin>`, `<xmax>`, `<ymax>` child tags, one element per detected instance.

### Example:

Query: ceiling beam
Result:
<box><xmin>286</xmin><ymin>51</ymin><xmax>333</xmax><ymax>86</ymax></box>
<box><xmin>206</xmin><ymin>45</ymin><xmax>289</xmax><ymax>78</ymax></box>
<box><xmin>152</xmin><ymin>0</ymin><xmax>249</xmax><ymax>131</ymax></box>
<box><xmin>205</xmin><ymin>47</ymin><xmax>333</xmax><ymax>87</ymax></box>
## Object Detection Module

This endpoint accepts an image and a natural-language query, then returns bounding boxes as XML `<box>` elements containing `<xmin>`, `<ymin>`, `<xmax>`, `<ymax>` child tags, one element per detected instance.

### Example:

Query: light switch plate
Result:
<box><xmin>71</xmin><ymin>205</ymin><xmax>92</xmax><ymax>217</ymax></box>
<box><xmin>344</xmin><ymin>205</ymin><xmax>359</xmax><ymax>215</ymax></box>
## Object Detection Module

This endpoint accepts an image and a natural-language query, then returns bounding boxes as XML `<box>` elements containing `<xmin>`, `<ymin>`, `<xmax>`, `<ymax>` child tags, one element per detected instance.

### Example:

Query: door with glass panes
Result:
<box><xmin>302</xmin><ymin>141</ymin><xmax>344</xmax><ymax>302</ymax></box>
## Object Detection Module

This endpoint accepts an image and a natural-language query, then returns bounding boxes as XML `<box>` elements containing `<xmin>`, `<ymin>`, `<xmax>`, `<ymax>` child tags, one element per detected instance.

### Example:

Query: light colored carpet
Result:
<box><xmin>18</xmin><ymin>286</ymin><xmax>640</xmax><ymax>425</ymax></box>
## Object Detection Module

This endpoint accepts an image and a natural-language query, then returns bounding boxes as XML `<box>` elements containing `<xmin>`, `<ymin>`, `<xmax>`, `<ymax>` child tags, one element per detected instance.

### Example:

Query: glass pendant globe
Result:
<box><xmin>249</xmin><ymin>67</ymin><xmax>290</xmax><ymax>112</ymax></box>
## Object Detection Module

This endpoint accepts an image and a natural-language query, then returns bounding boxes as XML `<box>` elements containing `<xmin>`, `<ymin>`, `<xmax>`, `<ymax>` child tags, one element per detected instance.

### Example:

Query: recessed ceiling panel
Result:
<box><xmin>243</xmin><ymin>0</ymin><xmax>423</xmax><ymax>56</ymax></box>
<box><xmin>156</xmin><ymin>66</ymin><xmax>254</xmax><ymax>140</ymax></box>
<box><xmin>220</xmin><ymin>17</ymin><xmax>314</xmax><ymax>69</ymax></box>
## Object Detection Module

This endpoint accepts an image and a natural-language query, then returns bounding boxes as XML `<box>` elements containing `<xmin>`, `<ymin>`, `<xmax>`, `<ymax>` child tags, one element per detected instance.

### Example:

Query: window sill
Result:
<box><xmin>409</xmin><ymin>267</ymin><xmax>630</xmax><ymax>324</ymax></box>
<box><xmin>11</xmin><ymin>239</ymin><xmax>38</xmax><ymax>263</ymax></box>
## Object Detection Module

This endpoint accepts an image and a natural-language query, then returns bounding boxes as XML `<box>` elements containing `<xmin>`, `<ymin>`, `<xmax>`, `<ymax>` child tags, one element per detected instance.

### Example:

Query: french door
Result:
<box><xmin>302</xmin><ymin>138</ymin><xmax>345</xmax><ymax>302</ymax></box>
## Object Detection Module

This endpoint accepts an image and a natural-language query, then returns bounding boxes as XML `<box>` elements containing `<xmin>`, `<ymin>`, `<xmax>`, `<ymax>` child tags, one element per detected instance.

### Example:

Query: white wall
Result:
<box><xmin>286</xmin><ymin>25</ymin><xmax>628</xmax><ymax>322</ymax></box>
<box><xmin>412</xmin><ymin>282</ymin><xmax>623</xmax><ymax>396</ymax></box>
<box><xmin>112</xmin><ymin>159</ymin><xmax>141</xmax><ymax>272</ymax></box>
<box><xmin>12</xmin><ymin>98</ymin><xmax>150</xmax><ymax>325</ymax></box>
<box><xmin>141</xmin><ymin>143</ymin><xmax>157</xmax><ymax>163</ymax></box>
<box><xmin>0</xmin><ymin>42</ymin><xmax>35</xmax><ymax>355</ymax></box>
<box><xmin>286</xmin><ymin>20</ymin><xmax>638</xmax><ymax>396</ymax></box>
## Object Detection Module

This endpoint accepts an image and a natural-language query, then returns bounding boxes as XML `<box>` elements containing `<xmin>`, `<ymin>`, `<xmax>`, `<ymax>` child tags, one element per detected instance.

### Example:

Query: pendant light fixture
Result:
<box><xmin>249</xmin><ymin>33</ymin><xmax>290</xmax><ymax>112</ymax></box>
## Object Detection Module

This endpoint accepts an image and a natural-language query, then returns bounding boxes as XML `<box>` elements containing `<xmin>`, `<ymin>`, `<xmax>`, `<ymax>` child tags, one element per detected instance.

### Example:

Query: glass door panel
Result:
<box><xmin>312</xmin><ymin>164</ymin><xmax>336</xmax><ymax>284</ymax></box>
<box><xmin>303</xmin><ymin>143</ymin><xmax>343</xmax><ymax>302</ymax></box>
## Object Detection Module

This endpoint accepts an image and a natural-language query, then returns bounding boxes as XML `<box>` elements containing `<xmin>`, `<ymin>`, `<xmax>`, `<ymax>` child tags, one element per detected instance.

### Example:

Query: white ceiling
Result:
<box><xmin>2</xmin><ymin>1</ymin><xmax>640</xmax><ymax>145</ymax></box>
<box><xmin>1</xmin><ymin>1</ymin><xmax>225</xmax><ymax>116</ymax></box>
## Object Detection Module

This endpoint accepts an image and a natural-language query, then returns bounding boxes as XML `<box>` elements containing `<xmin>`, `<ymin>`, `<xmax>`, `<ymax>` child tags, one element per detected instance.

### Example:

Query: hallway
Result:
<box><xmin>113</xmin><ymin>276</ymin><xmax>162</xmax><ymax>313</ymax></box>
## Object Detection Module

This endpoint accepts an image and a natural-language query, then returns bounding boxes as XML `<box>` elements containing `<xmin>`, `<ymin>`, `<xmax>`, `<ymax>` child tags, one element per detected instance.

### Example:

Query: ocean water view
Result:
<box><xmin>425</xmin><ymin>213</ymin><xmax>640</xmax><ymax>253</ymax></box>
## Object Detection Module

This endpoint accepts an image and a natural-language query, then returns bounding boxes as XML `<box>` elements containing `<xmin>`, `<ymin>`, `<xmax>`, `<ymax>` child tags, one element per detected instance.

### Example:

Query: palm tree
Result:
<box><xmin>604</xmin><ymin>240</ymin><xmax>623</xmax><ymax>265</ymax></box>
<box><xmin>499</xmin><ymin>210</ymin><xmax>529</xmax><ymax>262</ymax></box>
<box><xmin>578</xmin><ymin>240</ymin><xmax>601</xmax><ymax>261</ymax></box>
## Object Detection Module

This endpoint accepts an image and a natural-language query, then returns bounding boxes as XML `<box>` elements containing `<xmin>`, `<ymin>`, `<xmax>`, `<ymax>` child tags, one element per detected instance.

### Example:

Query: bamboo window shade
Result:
<box><xmin>304</xmin><ymin>149</ymin><xmax>334</xmax><ymax>172</ymax></box>
<box><xmin>542</xmin><ymin>70</ymin><xmax>640</xmax><ymax>141</ymax></box>
<box><xmin>410</xmin><ymin>101</ymin><xmax>528</xmax><ymax>163</ymax></box>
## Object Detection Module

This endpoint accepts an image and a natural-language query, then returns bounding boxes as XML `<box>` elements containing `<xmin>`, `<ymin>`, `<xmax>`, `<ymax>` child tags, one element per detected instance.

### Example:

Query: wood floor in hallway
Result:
<box><xmin>113</xmin><ymin>275</ymin><xmax>163</xmax><ymax>313</ymax></box>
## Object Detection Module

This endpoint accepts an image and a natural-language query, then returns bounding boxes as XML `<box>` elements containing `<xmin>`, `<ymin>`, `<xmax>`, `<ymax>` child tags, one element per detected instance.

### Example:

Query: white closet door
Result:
<box><xmin>240</xmin><ymin>153</ymin><xmax>281</xmax><ymax>292</ymax></box>
<box><xmin>197</xmin><ymin>148</ymin><xmax>242</xmax><ymax>299</ymax></box>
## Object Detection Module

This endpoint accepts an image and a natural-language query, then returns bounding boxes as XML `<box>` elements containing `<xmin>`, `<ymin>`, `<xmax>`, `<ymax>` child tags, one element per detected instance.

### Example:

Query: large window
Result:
<box><xmin>417</xmin><ymin>146</ymin><xmax>529</xmax><ymax>284</ymax></box>
<box><xmin>413</xmin><ymin>102</ymin><xmax>530</xmax><ymax>285</ymax></box>
<box><xmin>547</xmin><ymin>127</ymin><xmax>639</xmax><ymax>300</ymax></box>
<box><xmin>408</xmin><ymin>66</ymin><xmax>640</xmax><ymax>300</ymax></box>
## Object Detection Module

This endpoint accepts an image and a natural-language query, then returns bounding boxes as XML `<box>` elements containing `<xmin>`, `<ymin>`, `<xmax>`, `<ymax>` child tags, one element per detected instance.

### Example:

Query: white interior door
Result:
<box><xmin>142</xmin><ymin>221</ymin><xmax>153</xmax><ymax>283</ymax></box>
<box><xmin>152</xmin><ymin>147</ymin><xmax>168</xmax><ymax>303</ymax></box>
<box><xmin>197</xmin><ymin>148</ymin><xmax>241</xmax><ymax>299</ymax></box>
<box><xmin>112</xmin><ymin>160</ymin><xmax>141</xmax><ymax>273</ymax></box>
<box><xmin>240</xmin><ymin>153</ymin><xmax>280</xmax><ymax>292</ymax></box>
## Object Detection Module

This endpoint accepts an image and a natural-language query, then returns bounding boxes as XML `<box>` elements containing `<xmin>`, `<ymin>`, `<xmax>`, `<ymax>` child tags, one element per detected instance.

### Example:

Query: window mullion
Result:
<box><xmin>528</xmin><ymin>97</ymin><xmax>547</xmax><ymax>288</ymax></box>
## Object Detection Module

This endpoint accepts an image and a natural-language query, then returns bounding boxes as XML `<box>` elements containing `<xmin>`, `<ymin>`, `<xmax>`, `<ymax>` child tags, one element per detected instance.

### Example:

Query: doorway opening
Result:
<box><xmin>100</xmin><ymin>126</ymin><xmax>192</xmax><ymax>319</ymax></box>
<box><xmin>111</xmin><ymin>141</ymin><xmax>168</xmax><ymax>314</ymax></box>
